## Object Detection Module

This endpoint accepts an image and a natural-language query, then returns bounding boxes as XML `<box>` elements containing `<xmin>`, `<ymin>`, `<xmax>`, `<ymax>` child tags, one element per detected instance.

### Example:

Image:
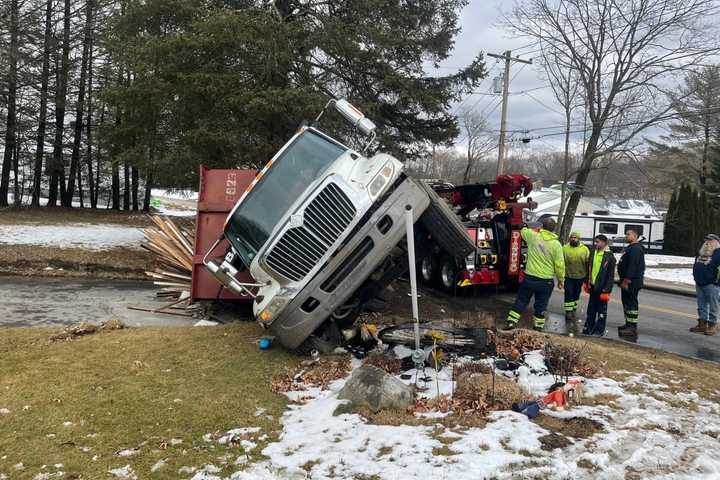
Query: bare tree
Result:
<box><xmin>538</xmin><ymin>47</ymin><xmax>580</xmax><ymax>237</ymax></box>
<box><xmin>460</xmin><ymin>109</ymin><xmax>497</xmax><ymax>183</ymax></box>
<box><xmin>506</xmin><ymin>0</ymin><xmax>720</xmax><ymax>240</ymax></box>
<box><xmin>0</xmin><ymin>0</ymin><xmax>20</xmax><ymax>207</ymax></box>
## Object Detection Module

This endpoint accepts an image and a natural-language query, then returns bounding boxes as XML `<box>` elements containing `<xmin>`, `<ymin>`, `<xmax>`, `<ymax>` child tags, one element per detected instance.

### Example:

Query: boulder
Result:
<box><xmin>337</xmin><ymin>365</ymin><xmax>413</xmax><ymax>413</ymax></box>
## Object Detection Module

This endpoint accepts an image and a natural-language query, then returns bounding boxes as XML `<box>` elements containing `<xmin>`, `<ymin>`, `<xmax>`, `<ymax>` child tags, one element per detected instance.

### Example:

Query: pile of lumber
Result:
<box><xmin>141</xmin><ymin>216</ymin><xmax>195</xmax><ymax>298</ymax></box>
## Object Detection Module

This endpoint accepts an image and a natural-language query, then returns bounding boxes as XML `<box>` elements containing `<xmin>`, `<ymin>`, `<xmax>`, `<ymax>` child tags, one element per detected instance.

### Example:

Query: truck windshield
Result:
<box><xmin>224</xmin><ymin>130</ymin><xmax>347</xmax><ymax>267</ymax></box>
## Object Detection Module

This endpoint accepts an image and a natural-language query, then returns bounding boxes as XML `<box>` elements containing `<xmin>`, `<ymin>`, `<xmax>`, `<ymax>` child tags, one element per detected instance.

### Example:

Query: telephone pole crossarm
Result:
<box><xmin>487</xmin><ymin>51</ymin><xmax>532</xmax><ymax>175</ymax></box>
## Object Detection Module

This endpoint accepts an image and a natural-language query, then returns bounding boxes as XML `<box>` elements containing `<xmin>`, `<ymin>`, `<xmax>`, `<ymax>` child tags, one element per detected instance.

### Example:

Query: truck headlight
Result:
<box><xmin>368</xmin><ymin>162</ymin><xmax>395</xmax><ymax>199</ymax></box>
<box><xmin>257</xmin><ymin>293</ymin><xmax>293</xmax><ymax>325</ymax></box>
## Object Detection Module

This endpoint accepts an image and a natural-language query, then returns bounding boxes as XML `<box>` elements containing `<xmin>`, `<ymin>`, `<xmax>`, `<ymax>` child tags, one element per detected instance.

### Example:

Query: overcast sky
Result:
<box><xmin>437</xmin><ymin>1</ymin><xmax>589</xmax><ymax>151</ymax></box>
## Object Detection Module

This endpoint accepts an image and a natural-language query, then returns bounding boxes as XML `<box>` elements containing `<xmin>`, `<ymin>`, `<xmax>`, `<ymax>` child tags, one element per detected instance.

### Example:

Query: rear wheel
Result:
<box><xmin>437</xmin><ymin>255</ymin><xmax>458</xmax><ymax>292</ymax></box>
<box><xmin>419</xmin><ymin>254</ymin><xmax>436</xmax><ymax>285</ymax></box>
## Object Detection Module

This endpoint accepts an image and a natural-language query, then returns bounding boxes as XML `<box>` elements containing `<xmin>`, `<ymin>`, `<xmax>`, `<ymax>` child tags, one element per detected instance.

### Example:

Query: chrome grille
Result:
<box><xmin>266</xmin><ymin>183</ymin><xmax>356</xmax><ymax>281</ymax></box>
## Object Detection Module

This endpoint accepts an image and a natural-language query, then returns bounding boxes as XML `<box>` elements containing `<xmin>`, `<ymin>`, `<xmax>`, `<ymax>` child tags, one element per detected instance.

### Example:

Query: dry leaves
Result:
<box><xmin>455</xmin><ymin>372</ymin><xmax>529</xmax><ymax>411</ymax></box>
<box><xmin>363</xmin><ymin>353</ymin><xmax>401</xmax><ymax>375</ymax></box>
<box><xmin>271</xmin><ymin>356</ymin><xmax>351</xmax><ymax>393</ymax></box>
<box><xmin>412</xmin><ymin>395</ymin><xmax>487</xmax><ymax>417</ymax></box>
<box><xmin>491</xmin><ymin>330</ymin><xmax>546</xmax><ymax>358</ymax></box>
<box><xmin>50</xmin><ymin>319</ymin><xmax>125</xmax><ymax>341</ymax></box>
<box><xmin>543</xmin><ymin>341</ymin><xmax>598</xmax><ymax>378</ymax></box>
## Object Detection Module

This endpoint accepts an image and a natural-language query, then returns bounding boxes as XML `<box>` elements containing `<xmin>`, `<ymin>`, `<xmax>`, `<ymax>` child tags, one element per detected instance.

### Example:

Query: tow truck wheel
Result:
<box><xmin>437</xmin><ymin>255</ymin><xmax>457</xmax><ymax>292</ymax></box>
<box><xmin>419</xmin><ymin>255</ymin><xmax>436</xmax><ymax>285</ymax></box>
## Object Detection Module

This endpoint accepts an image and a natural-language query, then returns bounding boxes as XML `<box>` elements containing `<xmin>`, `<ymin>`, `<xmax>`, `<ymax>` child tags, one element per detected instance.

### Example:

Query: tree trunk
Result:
<box><xmin>112</xmin><ymin>160</ymin><xmax>120</xmax><ymax>209</ymax></box>
<box><xmin>32</xmin><ymin>0</ymin><xmax>54</xmax><ymax>207</ymax></box>
<box><xmin>48</xmin><ymin>0</ymin><xmax>72</xmax><ymax>208</ymax></box>
<box><xmin>559</xmin><ymin>130</ymin><xmax>601</xmax><ymax>241</ymax></box>
<box><xmin>0</xmin><ymin>0</ymin><xmax>19</xmax><ymax>207</ymax></box>
<box><xmin>131</xmin><ymin>166</ymin><xmax>139</xmax><ymax>210</ymax></box>
<box><xmin>95</xmin><ymin>104</ymin><xmax>105</xmax><ymax>207</ymax></box>
<box><xmin>64</xmin><ymin>0</ymin><xmax>94</xmax><ymax>207</ymax></box>
<box><xmin>463</xmin><ymin>139</ymin><xmax>473</xmax><ymax>184</ymax></box>
<box><xmin>111</xmin><ymin>102</ymin><xmax>121</xmax><ymax>209</ymax></box>
<box><xmin>13</xmin><ymin>141</ymin><xmax>21</xmax><ymax>206</ymax></box>
<box><xmin>557</xmin><ymin>108</ymin><xmax>572</xmax><ymax>241</ymax></box>
<box><xmin>77</xmin><ymin>160</ymin><xmax>84</xmax><ymax>208</ymax></box>
<box><xmin>143</xmin><ymin>171</ymin><xmax>153</xmax><ymax>212</ymax></box>
<box><xmin>86</xmin><ymin>37</ymin><xmax>95</xmax><ymax>208</ymax></box>
<box><xmin>123</xmin><ymin>161</ymin><xmax>130</xmax><ymax>210</ymax></box>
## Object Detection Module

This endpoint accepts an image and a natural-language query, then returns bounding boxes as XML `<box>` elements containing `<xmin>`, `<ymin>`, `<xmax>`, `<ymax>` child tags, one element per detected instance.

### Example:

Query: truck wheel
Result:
<box><xmin>419</xmin><ymin>254</ymin><xmax>436</xmax><ymax>285</ymax></box>
<box><xmin>437</xmin><ymin>256</ymin><xmax>457</xmax><ymax>292</ymax></box>
<box><xmin>294</xmin><ymin>320</ymin><xmax>342</xmax><ymax>356</ymax></box>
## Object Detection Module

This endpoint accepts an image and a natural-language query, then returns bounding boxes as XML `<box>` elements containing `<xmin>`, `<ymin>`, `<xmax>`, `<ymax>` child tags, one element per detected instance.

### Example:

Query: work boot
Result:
<box><xmin>502</xmin><ymin>321</ymin><xmax>517</xmax><ymax>331</ymax></box>
<box><xmin>690</xmin><ymin>320</ymin><xmax>708</xmax><ymax>333</ymax></box>
<box><xmin>618</xmin><ymin>323</ymin><xmax>637</xmax><ymax>337</ymax></box>
<box><xmin>705</xmin><ymin>323</ymin><xmax>718</xmax><ymax>336</ymax></box>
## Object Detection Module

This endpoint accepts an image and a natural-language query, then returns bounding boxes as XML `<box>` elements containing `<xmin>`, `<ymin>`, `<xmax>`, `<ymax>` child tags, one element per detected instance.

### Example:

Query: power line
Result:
<box><xmin>453</xmin><ymin>60</ymin><xmax>501</xmax><ymax>114</ymax></box>
<box><xmin>522</xmin><ymin>90</ymin><xmax>565</xmax><ymax>116</ymax></box>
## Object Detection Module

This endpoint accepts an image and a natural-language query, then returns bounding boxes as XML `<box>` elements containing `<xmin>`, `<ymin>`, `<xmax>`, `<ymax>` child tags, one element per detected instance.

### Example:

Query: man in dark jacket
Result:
<box><xmin>690</xmin><ymin>234</ymin><xmax>720</xmax><ymax>336</ymax></box>
<box><xmin>583</xmin><ymin>235</ymin><xmax>616</xmax><ymax>336</ymax></box>
<box><xmin>617</xmin><ymin>229</ymin><xmax>645</xmax><ymax>337</ymax></box>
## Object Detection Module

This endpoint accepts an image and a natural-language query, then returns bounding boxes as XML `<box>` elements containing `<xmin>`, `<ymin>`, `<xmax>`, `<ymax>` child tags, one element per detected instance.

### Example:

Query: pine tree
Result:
<box><xmin>664</xmin><ymin>189</ymin><xmax>679</xmax><ymax>253</ymax></box>
<box><xmin>105</xmin><ymin>0</ymin><xmax>486</xmax><ymax>189</ymax></box>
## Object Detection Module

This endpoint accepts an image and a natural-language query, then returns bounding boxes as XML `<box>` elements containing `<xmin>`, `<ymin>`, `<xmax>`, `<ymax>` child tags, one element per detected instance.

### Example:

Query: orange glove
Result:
<box><xmin>583</xmin><ymin>282</ymin><xmax>590</xmax><ymax>294</ymax></box>
<box><xmin>599</xmin><ymin>292</ymin><xmax>610</xmax><ymax>302</ymax></box>
<box><xmin>620</xmin><ymin>278</ymin><xmax>631</xmax><ymax>290</ymax></box>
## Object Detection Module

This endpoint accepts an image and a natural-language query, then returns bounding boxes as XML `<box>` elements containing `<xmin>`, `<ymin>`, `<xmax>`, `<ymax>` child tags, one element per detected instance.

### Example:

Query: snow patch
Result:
<box><xmin>107</xmin><ymin>465</ymin><xmax>137</xmax><ymax>479</ymax></box>
<box><xmin>0</xmin><ymin>224</ymin><xmax>144</xmax><ymax>250</ymax></box>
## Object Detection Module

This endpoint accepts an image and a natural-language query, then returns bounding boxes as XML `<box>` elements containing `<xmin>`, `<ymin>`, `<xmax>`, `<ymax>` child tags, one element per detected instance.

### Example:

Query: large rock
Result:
<box><xmin>337</xmin><ymin>365</ymin><xmax>414</xmax><ymax>413</ymax></box>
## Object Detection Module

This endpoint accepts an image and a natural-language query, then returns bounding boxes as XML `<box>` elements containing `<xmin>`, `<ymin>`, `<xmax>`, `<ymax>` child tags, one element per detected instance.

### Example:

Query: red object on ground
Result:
<box><xmin>191</xmin><ymin>166</ymin><xmax>256</xmax><ymax>301</ymax></box>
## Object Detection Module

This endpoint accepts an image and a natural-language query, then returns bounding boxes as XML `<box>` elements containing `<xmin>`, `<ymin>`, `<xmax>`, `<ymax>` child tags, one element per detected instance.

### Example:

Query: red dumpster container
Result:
<box><xmin>191</xmin><ymin>166</ymin><xmax>256</xmax><ymax>301</ymax></box>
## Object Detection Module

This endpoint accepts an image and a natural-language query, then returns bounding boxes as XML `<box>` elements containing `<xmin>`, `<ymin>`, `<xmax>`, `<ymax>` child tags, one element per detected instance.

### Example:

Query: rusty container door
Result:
<box><xmin>191</xmin><ymin>165</ymin><xmax>256</xmax><ymax>301</ymax></box>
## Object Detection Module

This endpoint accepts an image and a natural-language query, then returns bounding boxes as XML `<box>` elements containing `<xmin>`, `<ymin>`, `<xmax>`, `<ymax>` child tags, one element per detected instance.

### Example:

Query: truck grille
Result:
<box><xmin>266</xmin><ymin>183</ymin><xmax>356</xmax><ymax>281</ymax></box>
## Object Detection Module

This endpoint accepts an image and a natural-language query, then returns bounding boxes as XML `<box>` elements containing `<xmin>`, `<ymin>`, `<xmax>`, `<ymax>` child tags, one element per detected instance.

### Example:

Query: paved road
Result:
<box><xmin>0</xmin><ymin>276</ymin><xmax>198</xmax><ymax>328</ymax></box>
<box><xmin>496</xmin><ymin>287</ymin><xmax>720</xmax><ymax>363</ymax></box>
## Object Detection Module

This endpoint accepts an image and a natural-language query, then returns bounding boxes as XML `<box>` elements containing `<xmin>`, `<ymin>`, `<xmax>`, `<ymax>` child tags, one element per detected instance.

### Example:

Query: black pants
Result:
<box><xmin>564</xmin><ymin>278</ymin><xmax>584</xmax><ymax>313</ymax></box>
<box><xmin>584</xmin><ymin>292</ymin><xmax>608</xmax><ymax>335</ymax></box>
<box><xmin>507</xmin><ymin>275</ymin><xmax>554</xmax><ymax>327</ymax></box>
<box><xmin>621</xmin><ymin>284</ymin><xmax>641</xmax><ymax>324</ymax></box>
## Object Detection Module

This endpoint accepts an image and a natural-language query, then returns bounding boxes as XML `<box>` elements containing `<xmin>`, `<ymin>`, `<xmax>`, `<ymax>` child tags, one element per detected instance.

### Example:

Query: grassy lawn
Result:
<box><xmin>0</xmin><ymin>207</ymin><xmax>154</xmax><ymax>227</ymax></box>
<box><xmin>0</xmin><ymin>245</ymin><xmax>154</xmax><ymax>280</ymax></box>
<box><xmin>0</xmin><ymin>323</ymin><xmax>300</xmax><ymax>479</ymax></box>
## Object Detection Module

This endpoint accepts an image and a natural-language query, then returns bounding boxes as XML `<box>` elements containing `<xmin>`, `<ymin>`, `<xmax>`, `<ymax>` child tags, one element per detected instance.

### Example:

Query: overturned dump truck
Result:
<box><xmin>203</xmin><ymin>99</ymin><xmax>473</xmax><ymax>353</ymax></box>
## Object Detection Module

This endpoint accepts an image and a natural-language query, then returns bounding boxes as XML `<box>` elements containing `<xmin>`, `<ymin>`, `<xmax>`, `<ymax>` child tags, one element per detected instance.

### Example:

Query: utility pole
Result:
<box><xmin>488</xmin><ymin>51</ymin><xmax>532</xmax><ymax>175</ymax></box>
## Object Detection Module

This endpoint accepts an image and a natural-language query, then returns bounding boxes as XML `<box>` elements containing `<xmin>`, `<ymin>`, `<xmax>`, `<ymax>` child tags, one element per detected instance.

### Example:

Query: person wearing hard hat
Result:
<box><xmin>582</xmin><ymin>234</ymin><xmax>616</xmax><ymax>336</ymax></box>
<box><xmin>505</xmin><ymin>217</ymin><xmax>565</xmax><ymax>331</ymax></box>
<box><xmin>562</xmin><ymin>231</ymin><xmax>590</xmax><ymax>326</ymax></box>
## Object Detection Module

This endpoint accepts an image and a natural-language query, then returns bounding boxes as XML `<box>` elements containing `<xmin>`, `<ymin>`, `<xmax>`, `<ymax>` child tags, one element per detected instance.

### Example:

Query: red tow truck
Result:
<box><xmin>418</xmin><ymin>174</ymin><xmax>535</xmax><ymax>292</ymax></box>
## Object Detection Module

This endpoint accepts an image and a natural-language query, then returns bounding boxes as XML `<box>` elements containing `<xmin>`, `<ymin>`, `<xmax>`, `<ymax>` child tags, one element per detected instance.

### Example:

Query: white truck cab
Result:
<box><xmin>205</xmin><ymin>99</ymin><xmax>472</xmax><ymax>351</ymax></box>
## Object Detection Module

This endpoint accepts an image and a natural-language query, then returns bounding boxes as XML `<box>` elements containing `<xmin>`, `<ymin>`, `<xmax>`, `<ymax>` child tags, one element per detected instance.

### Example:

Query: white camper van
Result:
<box><xmin>526</xmin><ymin>186</ymin><xmax>664</xmax><ymax>251</ymax></box>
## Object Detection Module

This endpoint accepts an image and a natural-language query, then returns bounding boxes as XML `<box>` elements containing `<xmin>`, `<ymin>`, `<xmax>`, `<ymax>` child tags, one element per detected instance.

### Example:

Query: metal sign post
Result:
<box><xmin>405</xmin><ymin>205</ymin><xmax>424</xmax><ymax>370</ymax></box>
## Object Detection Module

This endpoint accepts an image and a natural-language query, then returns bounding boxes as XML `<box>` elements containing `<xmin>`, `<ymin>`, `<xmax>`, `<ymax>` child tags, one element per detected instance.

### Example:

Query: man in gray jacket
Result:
<box><xmin>690</xmin><ymin>234</ymin><xmax>720</xmax><ymax>336</ymax></box>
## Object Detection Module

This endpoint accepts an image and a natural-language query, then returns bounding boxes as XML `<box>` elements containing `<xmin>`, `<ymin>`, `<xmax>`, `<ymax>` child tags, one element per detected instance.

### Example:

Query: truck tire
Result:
<box><xmin>294</xmin><ymin>320</ymin><xmax>342</xmax><ymax>356</ymax></box>
<box><xmin>419</xmin><ymin>254</ymin><xmax>437</xmax><ymax>285</ymax></box>
<box><xmin>415</xmin><ymin>180</ymin><xmax>475</xmax><ymax>260</ymax></box>
<box><xmin>437</xmin><ymin>255</ymin><xmax>458</xmax><ymax>292</ymax></box>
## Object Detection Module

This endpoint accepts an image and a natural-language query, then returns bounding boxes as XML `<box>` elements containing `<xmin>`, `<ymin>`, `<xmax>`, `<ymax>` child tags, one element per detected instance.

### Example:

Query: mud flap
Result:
<box><xmin>414</xmin><ymin>179</ymin><xmax>475</xmax><ymax>259</ymax></box>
